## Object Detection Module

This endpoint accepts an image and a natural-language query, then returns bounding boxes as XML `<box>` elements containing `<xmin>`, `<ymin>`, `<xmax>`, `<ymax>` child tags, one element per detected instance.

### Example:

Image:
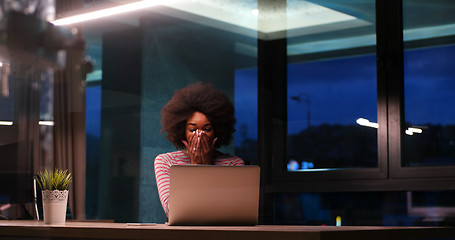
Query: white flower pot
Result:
<box><xmin>42</xmin><ymin>190</ymin><xmax>69</xmax><ymax>224</ymax></box>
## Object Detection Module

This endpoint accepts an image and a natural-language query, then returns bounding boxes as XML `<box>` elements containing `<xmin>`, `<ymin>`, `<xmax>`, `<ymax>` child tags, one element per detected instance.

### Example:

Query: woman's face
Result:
<box><xmin>185</xmin><ymin>111</ymin><xmax>215</xmax><ymax>141</ymax></box>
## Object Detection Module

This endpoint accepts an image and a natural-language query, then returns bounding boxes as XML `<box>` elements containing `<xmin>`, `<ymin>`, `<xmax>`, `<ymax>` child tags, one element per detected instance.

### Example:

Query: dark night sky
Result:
<box><xmin>404</xmin><ymin>44</ymin><xmax>455</xmax><ymax>126</ymax></box>
<box><xmin>234</xmin><ymin>44</ymin><xmax>455</xmax><ymax>142</ymax></box>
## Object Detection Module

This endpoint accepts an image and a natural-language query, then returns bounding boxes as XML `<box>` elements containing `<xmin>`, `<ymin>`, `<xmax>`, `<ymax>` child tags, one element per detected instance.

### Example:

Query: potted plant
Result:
<box><xmin>36</xmin><ymin>169</ymin><xmax>72</xmax><ymax>224</ymax></box>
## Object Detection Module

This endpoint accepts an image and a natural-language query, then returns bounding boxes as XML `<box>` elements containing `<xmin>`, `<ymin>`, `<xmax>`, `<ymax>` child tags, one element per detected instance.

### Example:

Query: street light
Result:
<box><xmin>290</xmin><ymin>92</ymin><xmax>311</xmax><ymax>129</ymax></box>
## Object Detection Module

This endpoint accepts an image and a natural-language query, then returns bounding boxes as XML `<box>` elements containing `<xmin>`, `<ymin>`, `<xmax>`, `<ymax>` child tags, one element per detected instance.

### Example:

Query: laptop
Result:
<box><xmin>167</xmin><ymin>165</ymin><xmax>260</xmax><ymax>226</ymax></box>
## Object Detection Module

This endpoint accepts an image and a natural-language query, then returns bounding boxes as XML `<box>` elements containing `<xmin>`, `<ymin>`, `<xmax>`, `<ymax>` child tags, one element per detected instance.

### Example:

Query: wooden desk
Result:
<box><xmin>0</xmin><ymin>220</ymin><xmax>454</xmax><ymax>240</ymax></box>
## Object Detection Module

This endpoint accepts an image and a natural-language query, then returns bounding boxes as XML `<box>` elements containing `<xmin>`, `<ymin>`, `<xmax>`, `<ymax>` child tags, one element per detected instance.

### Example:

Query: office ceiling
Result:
<box><xmin>76</xmin><ymin>0</ymin><xmax>455</xmax><ymax>81</ymax></box>
<box><xmin>78</xmin><ymin>0</ymin><xmax>372</xmax><ymax>40</ymax></box>
<box><xmin>76</xmin><ymin>0</ymin><xmax>455</xmax><ymax>45</ymax></box>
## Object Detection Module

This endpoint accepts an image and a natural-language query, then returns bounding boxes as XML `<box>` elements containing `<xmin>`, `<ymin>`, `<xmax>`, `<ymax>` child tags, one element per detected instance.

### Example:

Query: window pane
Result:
<box><xmin>80</xmin><ymin>1</ymin><xmax>258</xmax><ymax>222</ymax></box>
<box><xmin>286</xmin><ymin>0</ymin><xmax>377</xmax><ymax>171</ymax></box>
<box><xmin>402</xmin><ymin>0</ymin><xmax>455</xmax><ymax>167</ymax></box>
<box><xmin>275</xmin><ymin>190</ymin><xmax>455</xmax><ymax>226</ymax></box>
<box><xmin>234</xmin><ymin>68</ymin><xmax>258</xmax><ymax>166</ymax></box>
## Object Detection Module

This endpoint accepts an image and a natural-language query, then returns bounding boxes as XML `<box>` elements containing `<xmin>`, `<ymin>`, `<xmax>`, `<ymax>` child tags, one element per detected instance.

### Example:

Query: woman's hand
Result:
<box><xmin>182</xmin><ymin>130</ymin><xmax>216</xmax><ymax>164</ymax></box>
<box><xmin>199</xmin><ymin>130</ymin><xmax>216</xmax><ymax>164</ymax></box>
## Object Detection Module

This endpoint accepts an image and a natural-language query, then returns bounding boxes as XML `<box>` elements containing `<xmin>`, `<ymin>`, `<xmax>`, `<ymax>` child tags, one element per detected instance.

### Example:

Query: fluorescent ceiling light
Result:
<box><xmin>0</xmin><ymin>121</ymin><xmax>55</xmax><ymax>126</ymax></box>
<box><xmin>405</xmin><ymin>127</ymin><xmax>423</xmax><ymax>135</ymax></box>
<box><xmin>356</xmin><ymin>119</ymin><xmax>423</xmax><ymax>135</ymax></box>
<box><xmin>356</xmin><ymin>118</ymin><xmax>378</xmax><ymax>129</ymax></box>
<box><xmin>39</xmin><ymin>121</ymin><xmax>55</xmax><ymax>126</ymax></box>
<box><xmin>407</xmin><ymin>127</ymin><xmax>422</xmax><ymax>134</ymax></box>
<box><xmin>52</xmin><ymin>0</ymin><xmax>177</xmax><ymax>26</ymax></box>
<box><xmin>0</xmin><ymin>121</ymin><xmax>13</xmax><ymax>126</ymax></box>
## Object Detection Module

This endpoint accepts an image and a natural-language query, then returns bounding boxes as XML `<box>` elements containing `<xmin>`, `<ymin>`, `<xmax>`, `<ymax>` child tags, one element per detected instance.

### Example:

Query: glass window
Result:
<box><xmin>402</xmin><ymin>0</ymin><xmax>455</xmax><ymax>167</ymax></box>
<box><xmin>274</xmin><ymin>190</ymin><xmax>455</xmax><ymax>226</ymax></box>
<box><xmin>0</xmin><ymin>65</ymin><xmax>14</xmax><ymax>123</ymax></box>
<box><xmin>234</xmin><ymin>68</ymin><xmax>258</xmax><ymax>166</ymax></box>
<box><xmin>80</xmin><ymin>1</ymin><xmax>258</xmax><ymax>222</ymax></box>
<box><xmin>286</xmin><ymin>0</ymin><xmax>377</xmax><ymax>172</ymax></box>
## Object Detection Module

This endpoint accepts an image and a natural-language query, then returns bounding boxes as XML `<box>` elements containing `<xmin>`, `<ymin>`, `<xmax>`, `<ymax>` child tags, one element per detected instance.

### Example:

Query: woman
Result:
<box><xmin>154</xmin><ymin>82</ymin><xmax>245</xmax><ymax>216</ymax></box>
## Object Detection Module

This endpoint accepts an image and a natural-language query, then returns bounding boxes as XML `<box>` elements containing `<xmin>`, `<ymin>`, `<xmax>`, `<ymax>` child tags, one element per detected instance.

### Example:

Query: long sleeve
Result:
<box><xmin>154</xmin><ymin>151</ymin><xmax>245</xmax><ymax>217</ymax></box>
<box><xmin>154</xmin><ymin>154</ymin><xmax>171</xmax><ymax>216</ymax></box>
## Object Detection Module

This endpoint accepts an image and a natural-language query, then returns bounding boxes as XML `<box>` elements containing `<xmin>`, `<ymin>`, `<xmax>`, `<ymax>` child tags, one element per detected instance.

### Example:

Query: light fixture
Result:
<box><xmin>39</xmin><ymin>121</ymin><xmax>55</xmax><ymax>126</ymax></box>
<box><xmin>356</xmin><ymin>118</ymin><xmax>378</xmax><ymax>129</ymax></box>
<box><xmin>0</xmin><ymin>121</ymin><xmax>13</xmax><ymax>126</ymax></box>
<box><xmin>405</xmin><ymin>127</ymin><xmax>423</xmax><ymax>136</ymax></box>
<box><xmin>52</xmin><ymin>0</ymin><xmax>177</xmax><ymax>26</ymax></box>
<box><xmin>407</xmin><ymin>127</ymin><xmax>422</xmax><ymax>134</ymax></box>
<box><xmin>0</xmin><ymin>121</ymin><xmax>56</xmax><ymax>126</ymax></box>
<box><xmin>357</xmin><ymin>118</ymin><xmax>424</xmax><ymax>136</ymax></box>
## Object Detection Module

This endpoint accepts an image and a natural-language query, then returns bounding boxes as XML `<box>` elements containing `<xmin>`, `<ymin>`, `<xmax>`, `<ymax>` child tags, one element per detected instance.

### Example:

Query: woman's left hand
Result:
<box><xmin>199</xmin><ymin>131</ymin><xmax>216</xmax><ymax>164</ymax></box>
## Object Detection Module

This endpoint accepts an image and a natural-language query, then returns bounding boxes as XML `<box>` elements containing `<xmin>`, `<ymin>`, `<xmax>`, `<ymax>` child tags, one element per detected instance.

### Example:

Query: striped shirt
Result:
<box><xmin>154</xmin><ymin>150</ymin><xmax>245</xmax><ymax>216</ymax></box>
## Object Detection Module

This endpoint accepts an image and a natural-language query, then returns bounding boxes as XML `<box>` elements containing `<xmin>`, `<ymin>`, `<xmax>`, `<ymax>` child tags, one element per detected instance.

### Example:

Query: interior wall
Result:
<box><xmin>138</xmin><ymin>14</ymin><xmax>236</xmax><ymax>223</ymax></box>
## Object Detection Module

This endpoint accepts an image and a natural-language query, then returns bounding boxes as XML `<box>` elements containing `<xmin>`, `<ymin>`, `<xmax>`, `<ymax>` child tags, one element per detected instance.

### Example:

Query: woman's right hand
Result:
<box><xmin>182</xmin><ymin>130</ymin><xmax>215</xmax><ymax>164</ymax></box>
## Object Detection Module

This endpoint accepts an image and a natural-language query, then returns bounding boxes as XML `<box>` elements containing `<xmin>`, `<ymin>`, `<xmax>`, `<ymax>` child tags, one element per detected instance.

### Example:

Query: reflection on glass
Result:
<box><xmin>403</xmin><ymin>0</ymin><xmax>455</xmax><ymax>167</ymax></box>
<box><xmin>275</xmin><ymin>190</ymin><xmax>455</xmax><ymax>226</ymax></box>
<box><xmin>0</xmin><ymin>62</ymin><xmax>13</xmax><ymax>122</ymax></box>
<box><xmin>0</xmin><ymin>53</ymin><xmax>57</xmax><ymax>209</ymax></box>
<box><xmin>80</xmin><ymin>1</ymin><xmax>258</xmax><ymax>222</ymax></box>
<box><xmin>234</xmin><ymin>68</ymin><xmax>258</xmax><ymax>166</ymax></box>
<box><xmin>286</xmin><ymin>0</ymin><xmax>377</xmax><ymax>172</ymax></box>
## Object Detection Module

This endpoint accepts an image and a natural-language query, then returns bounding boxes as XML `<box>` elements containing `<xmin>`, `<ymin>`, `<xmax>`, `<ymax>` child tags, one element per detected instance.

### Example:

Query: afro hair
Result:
<box><xmin>160</xmin><ymin>82</ymin><xmax>236</xmax><ymax>149</ymax></box>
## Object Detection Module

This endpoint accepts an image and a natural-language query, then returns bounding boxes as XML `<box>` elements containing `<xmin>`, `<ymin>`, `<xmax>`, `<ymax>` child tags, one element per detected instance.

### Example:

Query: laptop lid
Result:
<box><xmin>168</xmin><ymin>165</ymin><xmax>260</xmax><ymax>226</ymax></box>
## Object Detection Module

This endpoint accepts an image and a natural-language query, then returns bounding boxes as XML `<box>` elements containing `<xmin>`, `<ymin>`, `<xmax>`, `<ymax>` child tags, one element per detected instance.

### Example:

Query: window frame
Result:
<box><xmin>258</xmin><ymin>0</ymin><xmax>455</xmax><ymax>194</ymax></box>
